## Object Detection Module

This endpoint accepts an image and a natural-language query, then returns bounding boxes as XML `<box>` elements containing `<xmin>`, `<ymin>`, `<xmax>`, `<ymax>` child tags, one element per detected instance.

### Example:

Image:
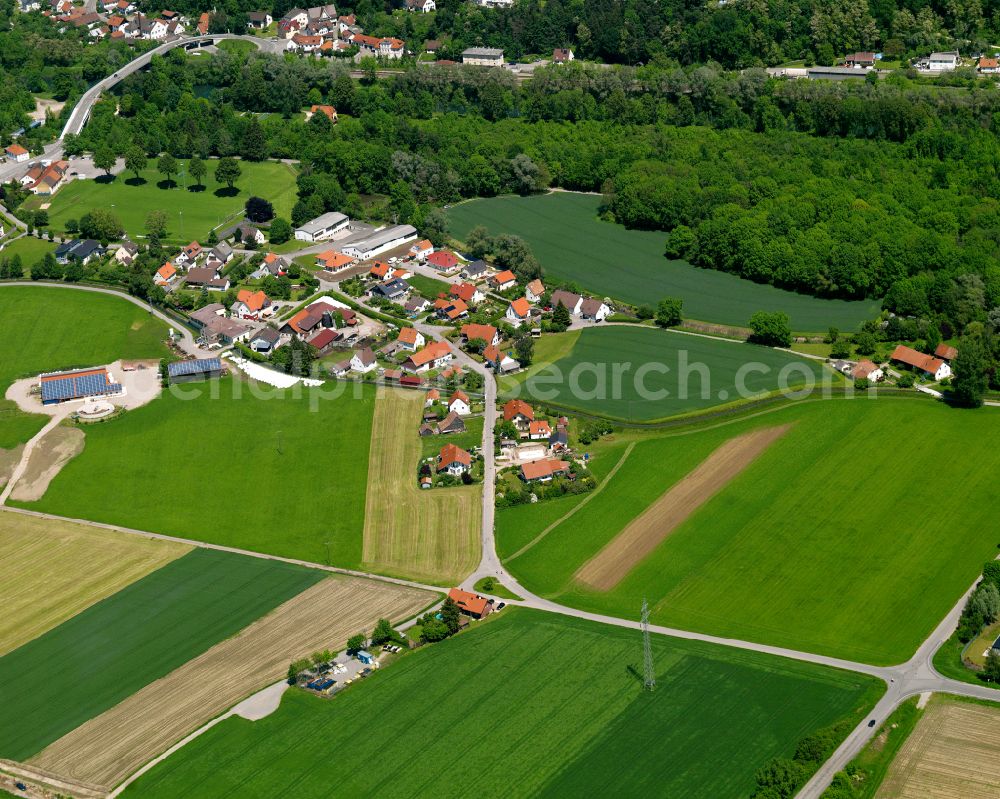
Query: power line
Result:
<box><xmin>641</xmin><ymin>597</ymin><xmax>655</xmax><ymax>691</ymax></box>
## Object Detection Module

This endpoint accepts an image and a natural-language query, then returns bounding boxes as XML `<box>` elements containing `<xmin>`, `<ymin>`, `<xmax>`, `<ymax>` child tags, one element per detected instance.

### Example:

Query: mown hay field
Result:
<box><xmin>448</xmin><ymin>192</ymin><xmax>881</xmax><ymax>331</ymax></box>
<box><xmin>498</xmin><ymin>398</ymin><xmax>1000</xmax><ymax>665</ymax></box>
<box><xmin>0</xmin><ymin>511</ymin><xmax>189</xmax><ymax>655</ymax></box>
<box><xmin>362</xmin><ymin>388</ymin><xmax>480</xmax><ymax>585</ymax></box>
<box><xmin>31</xmin><ymin>575</ymin><xmax>433</xmax><ymax>789</ymax></box>
<box><xmin>876</xmin><ymin>697</ymin><xmax>1000</xmax><ymax>799</ymax></box>
<box><xmin>0</xmin><ymin>548</ymin><xmax>323</xmax><ymax>761</ymax></box>
<box><xmin>123</xmin><ymin>609</ymin><xmax>881</xmax><ymax>799</ymax></box>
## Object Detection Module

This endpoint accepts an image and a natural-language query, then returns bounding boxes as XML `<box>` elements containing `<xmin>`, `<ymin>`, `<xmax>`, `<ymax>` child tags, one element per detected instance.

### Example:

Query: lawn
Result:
<box><xmin>0</xmin><ymin>547</ymin><xmax>323</xmax><ymax>761</ymax></box>
<box><xmin>18</xmin><ymin>380</ymin><xmax>376</xmax><ymax>567</ymax></box>
<box><xmin>406</xmin><ymin>272</ymin><xmax>449</xmax><ymax>299</ymax></box>
<box><xmin>419</xmin><ymin>414</ymin><xmax>484</xmax><ymax>458</ymax></box>
<box><xmin>0</xmin><ymin>285</ymin><xmax>169</xmax><ymax>448</ymax></box>
<box><xmin>498</xmin><ymin>398</ymin><xmax>1000</xmax><ymax>665</ymax></box>
<box><xmin>26</xmin><ymin>159</ymin><xmax>298</xmax><ymax>244</ymax></box>
<box><xmin>448</xmin><ymin>192</ymin><xmax>882</xmax><ymax>332</ymax></box>
<box><xmin>0</xmin><ymin>235</ymin><xmax>55</xmax><ymax>267</ymax></box>
<box><xmin>123</xmin><ymin>609</ymin><xmax>881</xmax><ymax>799</ymax></box>
<box><xmin>0</xmin><ymin>511</ymin><xmax>189</xmax><ymax>655</ymax></box>
<box><xmin>506</xmin><ymin>325</ymin><xmax>828</xmax><ymax>422</ymax></box>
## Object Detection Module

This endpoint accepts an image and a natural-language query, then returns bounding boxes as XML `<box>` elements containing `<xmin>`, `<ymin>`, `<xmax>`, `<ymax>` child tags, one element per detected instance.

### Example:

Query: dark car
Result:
<box><xmin>867</xmin><ymin>719</ymin><xmax>877</xmax><ymax>727</ymax></box>
<box><xmin>497</xmin><ymin>602</ymin><xmax>506</xmax><ymax>610</ymax></box>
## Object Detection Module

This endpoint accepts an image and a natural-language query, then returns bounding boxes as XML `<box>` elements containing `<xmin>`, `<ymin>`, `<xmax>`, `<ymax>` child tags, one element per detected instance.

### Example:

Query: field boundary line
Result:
<box><xmin>0</xmin><ymin>506</ymin><xmax>445</xmax><ymax>596</ymax></box>
<box><xmin>507</xmin><ymin>442</ymin><xmax>636</xmax><ymax>562</ymax></box>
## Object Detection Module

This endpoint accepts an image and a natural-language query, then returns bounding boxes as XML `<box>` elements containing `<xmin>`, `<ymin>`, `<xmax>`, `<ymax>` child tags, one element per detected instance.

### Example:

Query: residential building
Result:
<box><xmin>521</xmin><ymin>458</ymin><xmax>570</xmax><ymax>483</ymax></box>
<box><xmin>462</xmin><ymin>260</ymin><xmax>491</xmax><ymax>280</ymax></box>
<box><xmin>528</xmin><ymin>420</ymin><xmax>552</xmax><ymax>440</ymax></box>
<box><xmin>21</xmin><ymin>160</ymin><xmax>69</xmax><ymax>195</ymax></box>
<box><xmin>404</xmin><ymin>296</ymin><xmax>430</xmax><ymax>315</ymax></box>
<box><xmin>851</xmin><ymin>360</ymin><xmax>883</xmax><ymax>382</ymax></box>
<box><xmin>249</xmin><ymin>327</ymin><xmax>282</xmax><ymax>353</ymax></box>
<box><xmin>579</xmin><ymin>297</ymin><xmax>611</xmax><ymax>321</ymax></box>
<box><xmin>206</xmin><ymin>241</ymin><xmax>233</xmax><ymax>268</ymax></box>
<box><xmin>175</xmin><ymin>240</ymin><xmax>202</xmax><ymax>265</ymax></box>
<box><xmin>251</xmin><ymin>252</ymin><xmax>288</xmax><ymax>279</ymax></box>
<box><xmin>369</xmin><ymin>261</ymin><xmax>391</xmax><ymax>280</ymax></box>
<box><xmin>288</xmin><ymin>32</ymin><xmax>322</xmax><ymax>52</ymax></box>
<box><xmin>450</xmin><ymin>282</ymin><xmax>484</xmax><ymax>305</ymax></box>
<box><xmin>396</xmin><ymin>327</ymin><xmax>425</xmax><ymax>351</ymax></box>
<box><xmin>402</xmin><ymin>340</ymin><xmax>453</xmax><ymax>372</ymax></box>
<box><xmin>447</xmin><ymin>587</ymin><xmax>493</xmax><ymax>618</ymax></box>
<box><xmin>154</xmin><ymin>262</ymin><xmax>177</xmax><ymax>286</ymax></box>
<box><xmin>434</xmin><ymin>297</ymin><xmax>468</xmax><ymax>322</ymax></box>
<box><xmin>246</xmin><ymin>11</ymin><xmax>272</xmax><ymax>27</ymax></box>
<box><xmin>927</xmin><ymin>51</ymin><xmax>959</xmax><ymax>71</ymax></box>
<box><xmin>184</xmin><ymin>267</ymin><xmax>230</xmax><ymax>291</ymax></box>
<box><xmin>979</xmin><ymin>57</ymin><xmax>1000</xmax><ymax>73</ymax></box>
<box><xmin>405</xmin><ymin>0</ymin><xmax>434</xmax><ymax>10</ymax></box>
<box><xmin>506</xmin><ymin>297</ymin><xmax>532</xmax><ymax>326</ymax></box>
<box><xmin>350</xmin><ymin>347</ymin><xmax>377</xmax><ymax>373</ymax></box>
<box><xmin>54</xmin><ymin>239</ymin><xmax>104</xmax><ymax>265</ymax></box>
<box><xmin>448</xmin><ymin>390</ymin><xmax>471</xmax><ymax>416</ymax></box>
<box><xmin>369</xmin><ymin>278</ymin><xmax>410</xmax><ymax>301</ymax></box>
<box><xmin>490</xmin><ymin>269</ymin><xmax>517</xmax><ymax>291</ymax></box>
<box><xmin>410</xmin><ymin>239</ymin><xmax>434</xmax><ymax>260</ymax></box>
<box><xmin>189</xmin><ymin>303</ymin><xmax>226</xmax><ymax>331</ymax></box>
<box><xmin>460</xmin><ymin>323</ymin><xmax>499</xmax><ymax>348</ymax></box>
<box><xmin>525</xmin><ymin>278</ymin><xmax>544</xmax><ymax>303</ymax></box>
<box><xmin>114</xmin><ymin>241</ymin><xmax>139</xmax><ymax>265</ymax></box>
<box><xmin>232</xmin><ymin>289</ymin><xmax>272</xmax><ymax>320</ymax></box>
<box><xmin>306</xmin><ymin>104</ymin><xmax>338</xmax><ymax>123</ymax></box>
<box><xmin>316</xmin><ymin>249</ymin><xmax>355</xmax><ymax>274</ymax></box>
<box><xmin>503</xmin><ymin>399</ymin><xmax>534</xmax><ymax>428</ymax></box>
<box><xmin>550</xmin><ymin>289</ymin><xmax>582</xmax><ymax>314</ymax></box>
<box><xmin>437</xmin><ymin>443</ymin><xmax>472</xmax><ymax>476</ymax></box>
<box><xmin>462</xmin><ymin>47</ymin><xmax>504</xmax><ymax>66</ymax></box>
<box><xmin>843</xmin><ymin>51</ymin><xmax>875</xmax><ymax>67</ymax></box>
<box><xmin>426</xmin><ymin>250</ymin><xmax>458</xmax><ymax>271</ymax></box>
<box><xmin>890</xmin><ymin>344</ymin><xmax>951</xmax><ymax>380</ymax></box>
<box><xmin>235</xmin><ymin>223</ymin><xmax>265</xmax><ymax>245</ymax></box>
<box><xmin>340</xmin><ymin>224</ymin><xmax>418</xmax><ymax>260</ymax></box>
<box><xmin>552</xmin><ymin>47</ymin><xmax>574</xmax><ymax>63</ymax></box>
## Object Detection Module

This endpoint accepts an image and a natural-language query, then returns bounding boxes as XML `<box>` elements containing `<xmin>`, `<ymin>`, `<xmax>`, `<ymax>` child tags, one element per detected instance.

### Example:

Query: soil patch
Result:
<box><xmin>9</xmin><ymin>427</ymin><xmax>84</xmax><ymax>502</ymax></box>
<box><xmin>0</xmin><ymin>444</ymin><xmax>24</xmax><ymax>488</ymax></box>
<box><xmin>575</xmin><ymin>424</ymin><xmax>791</xmax><ymax>591</ymax></box>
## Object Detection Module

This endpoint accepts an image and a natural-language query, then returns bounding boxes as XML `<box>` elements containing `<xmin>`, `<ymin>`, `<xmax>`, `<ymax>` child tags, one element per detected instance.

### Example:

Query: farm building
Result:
<box><xmin>448</xmin><ymin>587</ymin><xmax>493</xmax><ymax>618</ymax></box>
<box><xmin>294</xmin><ymin>211</ymin><xmax>350</xmax><ymax>242</ymax></box>
<box><xmin>167</xmin><ymin>358</ymin><xmax>224</xmax><ymax>384</ymax></box>
<box><xmin>934</xmin><ymin>343</ymin><xmax>958</xmax><ymax>361</ymax></box>
<box><xmin>39</xmin><ymin>367</ymin><xmax>123</xmax><ymax>405</ymax></box>
<box><xmin>890</xmin><ymin>345</ymin><xmax>951</xmax><ymax>381</ymax></box>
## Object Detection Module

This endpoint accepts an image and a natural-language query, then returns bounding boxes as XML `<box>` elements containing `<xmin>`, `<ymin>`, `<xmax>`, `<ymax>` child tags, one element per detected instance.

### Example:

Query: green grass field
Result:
<box><xmin>123</xmin><ymin>609</ymin><xmax>880</xmax><ymax>798</ymax></box>
<box><xmin>448</xmin><ymin>193</ymin><xmax>881</xmax><ymax>332</ymax></box>
<box><xmin>506</xmin><ymin>326</ymin><xmax>828</xmax><ymax>421</ymax></box>
<box><xmin>420</xmin><ymin>415</ymin><xmax>484</xmax><ymax>458</ymax></box>
<box><xmin>26</xmin><ymin>159</ymin><xmax>298</xmax><ymax>244</ymax></box>
<box><xmin>0</xmin><ymin>286</ymin><xmax>169</xmax><ymax>447</ymax></box>
<box><xmin>0</xmin><ymin>235</ymin><xmax>55</xmax><ymax>267</ymax></box>
<box><xmin>499</xmin><ymin>398</ymin><xmax>1000</xmax><ymax>665</ymax></box>
<box><xmin>18</xmin><ymin>381</ymin><xmax>375</xmax><ymax>567</ymax></box>
<box><xmin>0</xmin><ymin>548</ymin><xmax>323</xmax><ymax>760</ymax></box>
<box><xmin>406</xmin><ymin>272</ymin><xmax>450</xmax><ymax>300</ymax></box>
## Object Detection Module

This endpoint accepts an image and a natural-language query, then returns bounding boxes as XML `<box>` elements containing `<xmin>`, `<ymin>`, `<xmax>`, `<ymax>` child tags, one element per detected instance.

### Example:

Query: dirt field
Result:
<box><xmin>0</xmin><ymin>444</ymin><xmax>24</xmax><ymax>488</ymax></box>
<box><xmin>8</xmin><ymin>426</ymin><xmax>84</xmax><ymax>502</ymax></box>
<box><xmin>0</xmin><ymin>511</ymin><xmax>189</xmax><ymax>655</ymax></box>
<box><xmin>30</xmin><ymin>574</ymin><xmax>432</xmax><ymax>790</ymax></box>
<box><xmin>575</xmin><ymin>425</ymin><xmax>790</xmax><ymax>591</ymax></box>
<box><xmin>361</xmin><ymin>388</ymin><xmax>480</xmax><ymax>585</ymax></box>
<box><xmin>876</xmin><ymin>697</ymin><xmax>1000</xmax><ymax>798</ymax></box>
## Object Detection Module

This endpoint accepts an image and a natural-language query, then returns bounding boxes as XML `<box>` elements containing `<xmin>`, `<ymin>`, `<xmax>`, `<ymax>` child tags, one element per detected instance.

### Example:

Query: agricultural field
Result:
<box><xmin>0</xmin><ymin>286</ymin><xmax>169</xmax><ymax>448</ymax></box>
<box><xmin>17</xmin><ymin>383</ymin><xmax>375</xmax><ymax>567</ymax></box>
<box><xmin>0</xmin><ymin>548</ymin><xmax>323</xmax><ymax>761</ymax></box>
<box><xmin>123</xmin><ymin>609</ymin><xmax>881</xmax><ymax>799</ymax></box>
<box><xmin>0</xmin><ymin>511</ymin><xmax>189</xmax><ymax>655</ymax></box>
<box><xmin>506</xmin><ymin>325</ymin><xmax>828</xmax><ymax>421</ymax></box>
<box><xmin>448</xmin><ymin>192</ymin><xmax>881</xmax><ymax>332</ymax></box>
<box><xmin>24</xmin><ymin>159</ymin><xmax>298</xmax><ymax>244</ymax></box>
<box><xmin>876</xmin><ymin>696</ymin><xmax>1000</xmax><ymax>798</ymax></box>
<box><xmin>498</xmin><ymin>398</ymin><xmax>1000</xmax><ymax>665</ymax></box>
<box><xmin>31</xmin><ymin>575</ymin><xmax>433</xmax><ymax>790</ymax></box>
<box><xmin>362</xmin><ymin>388</ymin><xmax>480</xmax><ymax>584</ymax></box>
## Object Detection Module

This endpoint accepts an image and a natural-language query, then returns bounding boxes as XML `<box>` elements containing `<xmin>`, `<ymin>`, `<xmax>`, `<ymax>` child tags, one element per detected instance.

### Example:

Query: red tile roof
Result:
<box><xmin>504</xmin><ymin>399</ymin><xmax>534</xmax><ymax>422</ymax></box>
<box><xmin>406</xmin><ymin>340</ymin><xmax>452</xmax><ymax>368</ymax></box>
<box><xmin>448</xmin><ymin>587</ymin><xmax>491</xmax><ymax>616</ymax></box>
<box><xmin>460</xmin><ymin>323</ymin><xmax>497</xmax><ymax>344</ymax></box>
<box><xmin>521</xmin><ymin>458</ymin><xmax>569</xmax><ymax>481</ymax></box>
<box><xmin>492</xmin><ymin>269</ymin><xmax>516</xmax><ymax>285</ymax></box>
<box><xmin>891</xmin><ymin>345</ymin><xmax>945</xmax><ymax>375</ymax></box>
<box><xmin>508</xmin><ymin>297</ymin><xmax>531</xmax><ymax>318</ymax></box>
<box><xmin>528</xmin><ymin>420</ymin><xmax>551</xmax><ymax>436</ymax></box>
<box><xmin>397</xmin><ymin>327</ymin><xmax>421</xmax><ymax>345</ymax></box>
<box><xmin>450</xmin><ymin>282</ymin><xmax>478</xmax><ymax>303</ymax></box>
<box><xmin>438</xmin><ymin>443</ymin><xmax>471</xmax><ymax>471</ymax></box>
<box><xmin>236</xmin><ymin>289</ymin><xmax>268</xmax><ymax>312</ymax></box>
<box><xmin>934</xmin><ymin>343</ymin><xmax>958</xmax><ymax>361</ymax></box>
<box><xmin>427</xmin><ymin>251</ymin><xmax>458</xmax><ymax>269</ymax></box>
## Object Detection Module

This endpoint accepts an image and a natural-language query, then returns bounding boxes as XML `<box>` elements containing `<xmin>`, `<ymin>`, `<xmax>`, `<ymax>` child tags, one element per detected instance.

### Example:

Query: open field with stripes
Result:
<box><xmin>0</xmin><ymin>286</ymin><xmax>169</xmax><ymax>449</ymax></box>
<box><xmin>0</xmin><ymin>511</ymin><xmax>189</xmax><ymax>655</ymax></box>
<box><xmin>122</xmin><ymin>609</ymin><xmax>882</xmax><ymax>798</ymax></box>
<box><xmin>362</xmin><ymin>388</ymin><xmax>480</xmax><ymax>585</ymax></box>
<box><xmin>29</xmin><ymin>575</ymin><xmax>433</xmax><ymax>790</ymax></box>
<box><xmin>448</xmin><ymin>192</ymin><xmax>881</xmax><ymax>332</ymax></box>
<box><xmin>498</xmin><ymin>399</ymin><xmax>1000</xmax><ymax>665</ymax></box>
<box><xmin>17</xmin><ymin>383</ymin><xmax>376</xmax><ymax>568</ymax></box>
<box><xmin>0</xmin><ymin>547</ymin><xmax>323</xmax><ymax>762</ymax></box>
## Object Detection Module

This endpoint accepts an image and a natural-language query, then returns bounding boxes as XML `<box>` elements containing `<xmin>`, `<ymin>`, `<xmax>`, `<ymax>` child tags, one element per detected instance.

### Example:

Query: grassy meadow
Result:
<box><xmin>498</xmin><ymin>398</ymin><xmax>1000</xmax><ymax>665</ymax></box>
<box><xmin>506</xmin><ymin>325</ymin><xmax>829</xmax><ymax>421</ymax></box>
<box><xmin>0</xmin><ymin>548</ymin><xmax>323</xmax><ymax>760</ymax></box>
<box><xmin>448</xmin><ymin>192</ymin><xmax>881</xmax><ymax>332</ymax></box>
<box><xmin>124</xmin><ymin>609</ymin><xmax>881</xmax><ymax>799</ymax></box>
<box><xmin>18</xmin><ymin>381</ymin><xmax>376</xmax><ymax>567</ymax></box>
<box><xmin>0</xmin><ymin>286</ymin><xmax>169</xmax><ymax>448</ymax></box>
<box><xmin>0</xmin><ymin>235</ymin><xmax>56</xmax><ymax>267</ymax></box>
<box><xmin>25</xmin><ymin>159</ymin><xmax>298</xmax><ymax>244</ymax></box>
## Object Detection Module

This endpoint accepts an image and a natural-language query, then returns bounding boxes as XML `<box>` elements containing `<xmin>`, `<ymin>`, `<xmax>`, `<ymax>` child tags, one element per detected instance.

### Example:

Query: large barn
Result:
<box><xmin>39</xmin><ymin>367</ymin><xmax>123</xmax><ymax>405</ymax></box>
<box><xmin>166</xmin><ymin>358</ymin><xmax>224</xmax><ymax>384</ymax></box>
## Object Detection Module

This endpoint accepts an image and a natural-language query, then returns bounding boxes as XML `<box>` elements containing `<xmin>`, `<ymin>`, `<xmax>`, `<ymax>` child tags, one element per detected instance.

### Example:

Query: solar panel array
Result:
<box><xmin>167</xmin><ymin>358</ymin><xmax>223</xmax><ymax>378</ymax></box>
<box><xmin>41</xmin><ymin>371</ymin><xmax>123</xmax><ymax>403</ymax></box>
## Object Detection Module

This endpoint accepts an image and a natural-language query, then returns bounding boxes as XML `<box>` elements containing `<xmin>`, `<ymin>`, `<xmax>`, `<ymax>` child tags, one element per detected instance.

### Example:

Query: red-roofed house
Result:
<box><xmin>176</xmin><ymin>240</ymin><xmax>202</xmax><ymax>265</ymax></box>
<box><xmin>154</xmin><ymin>262</ymin><xmax>177</xmax><ymax>286</ymax></box>
<box><xmin>426</xmin><ymin>251</ymin><xmax>458</xmax><ymax>271</ymax></box>
<box><xmin>369</xmin><ymin>261</ymin><xmax>391</xmax><ymax>280</ymax></box>
<box><xmin>851</xmin><ymin>360</ymin><xmax>883</xmax><ymax>382</ymax></box>
<box><xmin>5</xmin><ymin>144</ymin><xmax>29</xmax><ymax>163</ymax></box>
<box><xmin>525</xmin><ymin>278</ymin><xmax>545</xmax><ymax>303</ymax></box>
<box><xmin>447</xmin><ymin>587</ymin><xmax>493</xmax><ymax>618</ymax></box>
<box><xmin>521</xmin><ymin>458</ymin><xmax>570</xmax><ymax>483</ymax></box>
<box><xmin>396</xmin><ymin>326</ymin><xmax>425</xmax><ymax>351</ymax></box>
<box><xmin>232</xmin><ymin>289</ymin><xmax>272</xmax><ymax>320</ymax></box>
<box><xmin>891</xmin><ymin>345</ymin><xmax>951</xmax><ymax>381</ymax></box>
<box><xmin>979</xmin><ymin>57</ymin><xmax>1000</xmax><ymax>73</ymax></box>
<box><xmin>307</xmin><ymin>104</ymin><xmax>338</xmax><ymax>123</ymax></box>
<box><xmin>410</xmin><ymin>239</ymin><xmax>433</xmax><ymax>260</ymax></box>
<box><xmin>506</xmin><ymin>297</ymin><xmax>532</xmax><ymax>326</ymax></box>
<box><xmin>450</xmin><ymin>282</ymin><xmax>484</xmax><ymax>304</ymax></box>
<box><xmin>490</xmin><ymin>269</ymin><xmax>517</xmax><ymax>291</ymax></box>
<box><xmin>197</xmin><ymin>11</ymin><xmax>209</xmax><ymax>33</ymax></box>
<box><xmin>528</xmin><ymin>420</ymin><xmax>552</xmax><ymax>440</ymax></box>
<box><xmin>460</xmin><ymin>323</ymin><xmax>500</xmax><ymax>347</ymax></box>
<box><xmin>503</xmin><ymin>399</ymin><xmax>534</xmax><ymax>428</ymax></box>
<box><xmin>316</xmin><ymin>250</ymin><xmax>355</xmax><ymax>274</ymax></box>
<box><xmin>403</xmin><ymin>340</ymin><xmax>453</xmax><ymax>372</ymax></box>
<box><xmin>448</xmin><ymin>390</ymin><xmax>471</xmax><ymax>416</ymax></box>
<box><xmin>934</xmin><ymin>343</ymin><xmax>958</xmax><ymax>361</ymax></box>
<box><xmin>437</xmin><ymin>443</ymin><xmax>472</xmax><ymax>475</ymax></box>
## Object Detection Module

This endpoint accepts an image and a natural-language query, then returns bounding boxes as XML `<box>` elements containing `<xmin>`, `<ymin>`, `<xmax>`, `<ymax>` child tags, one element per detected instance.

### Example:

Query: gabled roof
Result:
<box><xmin>397</xmin><ymin>327</ymin><xmax>421</xmax><ymax>345</ymax></box>
<box><xmin>308</xmin><ymin>328</ymin><xmax>339</xmax><ymax>350</ymax></box>
<box><xmin>508</xmin><ymin>297</ymin><xmax>531</xmax><ymax>317</ymax></box>
<box><xmin>551</xmin><ymin>289</ymin><xmax>581</xmax><ymax>310</ymax></box>
<box><xmin>461</xmin><ymin>323</ymin><xmax>497</xmax><ymax>344</ymax></box>
<box><xmin>526</xmin><ymin>278</ymin><xmax>544</xmax><ymax>296</ymax></box>
<box><xmin>492</xmin><ymin>269</ymin><xmax>516</xmax><ymax>284</ymax></box>
<box><xmin>851</xmin><ymin>360</ymin><xmax>880</xmax><ymax>379</ymax></box>
<box><xmin>316</xmin><ymin>249</ymin><xmax>354</xmax><ymax>269</ymax></box>
<box><xmin>528</xmin><ymin>420</ymin><xmax>551</xmax><ymax>436</ymax></box>
<box><xmin>449</xmin><ymin>389</ymin><xmax>469</xmax><ymax>405</ymax></box>
<box><xmin>504</xmin><ymin>399</ymin><xmax>534</xmax><ymax>421</ymax></box>
<box><xmin>450</xmin><ymin>282</ymin><xmax>479</xmax><ymax>302</ymax></box>
<box><xmin>352</xmin><ymin>346</ymin><xmax>376</xmax><ymax>366</ymax></box>
<box><xmin>438</xmin><ymin>443</ymin><xmax>471</xmax><ymax>470</ymax></box>
<box><xmin>156</xmin><ymin>262</ymin><xmax>176</xmax><ymax>281</ymax></box>
<box><xmin>934</xmin><ymin>343</ymin><xmax>958</xmax><ymax>361</ymax></box>
<box><xmin>891</xmin><ymin>345</ymin><xmax>945</xmax><ymax>375</ymax></box>
<box><xmin>580</xmin><ymin>297</ymin><xmax>607</xmax><ymax>317</ymax></box>
<box><xmin>521</xmin><ymin>458</ymin><xmax>569</xmax><ymax>481</ymax></box>
<box><xmin>236</xmin><ymin>289</ymin><xmax>268</xmax><ymax>312</ymax></box>
<box><xmin>448</xmin><ymin>587</ymin><xmax>490</xmax><ymax>615</ymax></box>
<box><xmin>406</xmin><ymin>340</ymin><xmax>452</xmax><ymax>367</ymax></box>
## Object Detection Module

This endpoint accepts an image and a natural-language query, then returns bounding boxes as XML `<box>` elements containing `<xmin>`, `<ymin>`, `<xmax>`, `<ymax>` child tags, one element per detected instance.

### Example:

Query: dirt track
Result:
<box><xmin>30</xmin><ymin>575</ymin><xmax>432</xmax><ymax>790</ymax></box>
<box><xmin>0</xmin><ymin>444</ymin><xmax>24</xmax><ymax>489</ymax></box>
<box><xmin>575</xmin><ymin>424</ymin><xmax>790</xmax><ymax>591</ymax></box>
<box><xmin>8</xmin><ymin>426</ymin><xmax>84</xmax><ymax>502</ymax></box>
